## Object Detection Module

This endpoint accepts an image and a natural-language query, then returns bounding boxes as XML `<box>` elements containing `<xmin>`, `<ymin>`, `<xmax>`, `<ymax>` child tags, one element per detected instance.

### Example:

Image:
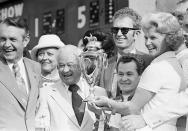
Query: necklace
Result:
<box><xmin>41</xmin><ymin>75</ymin><xmax>60</xmax><ymax>83</ymax></box>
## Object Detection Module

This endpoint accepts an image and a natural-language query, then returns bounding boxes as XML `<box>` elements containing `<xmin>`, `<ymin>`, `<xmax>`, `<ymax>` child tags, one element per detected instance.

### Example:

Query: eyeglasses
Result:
<box><xmin>111</xmin><ymin>27</ymin><xmax>138</xmax><ymax>35</ymax></box>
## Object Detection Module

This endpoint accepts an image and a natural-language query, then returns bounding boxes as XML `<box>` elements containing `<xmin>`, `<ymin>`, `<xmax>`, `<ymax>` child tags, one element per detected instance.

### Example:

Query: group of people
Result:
<box><xmin>0</xmin><ymin>2</ymin><xmax>188</xmax><ymax>131</ymax></box>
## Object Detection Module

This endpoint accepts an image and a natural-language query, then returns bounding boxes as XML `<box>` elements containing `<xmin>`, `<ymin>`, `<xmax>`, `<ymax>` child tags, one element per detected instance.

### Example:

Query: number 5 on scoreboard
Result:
<box><xmin>77</xmin><ymin>5</ymin><xmax>86</xmax><ymax>29</ymax></box>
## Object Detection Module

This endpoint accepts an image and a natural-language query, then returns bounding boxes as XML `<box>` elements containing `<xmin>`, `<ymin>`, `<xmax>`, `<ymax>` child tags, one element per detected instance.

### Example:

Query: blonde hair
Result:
<box><xmin>142</xmin><ymin>12</ymin><xmax>184</xmax><ymax>50</ymax></box>
<box><xmin>142</xmin><ymin>12</ymin><xmax>181</xmax><ymax>34</ymax></box>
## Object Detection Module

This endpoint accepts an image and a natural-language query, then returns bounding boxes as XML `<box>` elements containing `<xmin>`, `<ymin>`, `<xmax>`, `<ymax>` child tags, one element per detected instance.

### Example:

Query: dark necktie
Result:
<box><xmin>69</xmin><ymin>84</ymin><xmax>86</xmax><ymax>126</ymax></box>
<box><xmin>12</xmin><ymin>63</ymin><xmax>28</xmax><ymax>101</ymax></box>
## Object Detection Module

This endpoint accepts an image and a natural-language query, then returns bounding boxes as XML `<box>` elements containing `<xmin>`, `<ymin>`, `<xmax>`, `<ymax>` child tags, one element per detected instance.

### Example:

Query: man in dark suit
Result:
<box><xmin>100</xmin><ymin>7</ymin><xmax>153</xmax><ymax>95</ymax></box>
<box><xmin>0</xmin><ymin>17</ymin><xmax>41</xmax><ymax>131</ymax></box>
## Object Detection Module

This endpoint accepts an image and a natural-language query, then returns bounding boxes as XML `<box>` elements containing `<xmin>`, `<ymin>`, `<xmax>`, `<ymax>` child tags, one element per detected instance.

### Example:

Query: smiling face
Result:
<box><xmin>113</xmin><ymin>17</ymin><xmax>136</xmax><ymax>50</ymax></box>
<box><xmin>57</xmin><ymin>49</ymin><xmax>81</xmax><ymax>85</ymax></box>
<box><xmin>143</xmin><ymin>27</ymin><xmax>168</xmax><ymax>58</ymax></box>
<box><xmin>113</xmin><ymin>17</ymin><xmax>134</xmax><ymax>49</ymax></box>
<box><xmin>117</xmin><ymin>61</ymin><xmax>140</xmax><ymax>94</ymax></box>
<box><xmin>0</xmin><ymin>24</ymin><xmax>29</xmax><ymax>63</ymax></box>
<box><xmin>37</xmin><ymin>47</ymin><xmax>58</xmax><ymax>75</ymax></box>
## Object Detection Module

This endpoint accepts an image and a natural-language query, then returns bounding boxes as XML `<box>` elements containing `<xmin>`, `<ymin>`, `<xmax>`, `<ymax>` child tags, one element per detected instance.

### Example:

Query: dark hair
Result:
<box><xmin>1</xmin><ymin>16</ymin><xmax>29</xmax><ymax>36</ymax></box>
<box><xmin>116</xmin><ymin>53</ymin><xmax>145</xmax><ymax>75</ymax></box>
<box><xmin>82</xmin><ymin>29</ymin><xmax>116</xmax><ymax>58</ymax></box>
<box><xmin>177</xmin><ymin>0</ymin><xmax>188</xmax><ymax>5</ymax></box>
<box><xmin>114</xmin><ymin>53</ymin><xmax>144</xmax><ymax>100</ymax></box>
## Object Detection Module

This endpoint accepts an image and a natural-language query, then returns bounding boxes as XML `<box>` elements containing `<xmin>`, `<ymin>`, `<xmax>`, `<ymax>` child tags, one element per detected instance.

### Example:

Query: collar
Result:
<box><xmin>76</xmin><ymin>76</ymin><xmax>85</xmax><ymax>93</ymax></box>
<box><xmin>152</xmin><ymin>51</ymin><xmax>176</xmax><ymax>63</ymax></box>
<box><xmin>7</xmin><ymin>58</ymin><xmax>24</xmax><ymax>72</ymax></box>
<box><xmin>63</xmin><ymin>76</ymin><xmax>85</xmax><ymax>93</ymax></box>
<box><xmin>122</xmin><ymin>94</ymin><xmax>131</xmax><ymax>101</ymax></box>
<box><xmin>176</xmin><ymin>48</ymin><xmax>188</xmax><ymax>59</ymax></box>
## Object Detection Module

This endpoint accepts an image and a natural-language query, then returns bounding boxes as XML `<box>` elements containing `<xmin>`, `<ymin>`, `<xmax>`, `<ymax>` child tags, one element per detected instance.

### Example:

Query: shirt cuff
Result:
<box><xmin>141</xmin><ymin>112</ymin><xmax>154</xmax><ymax>128</ymax></box>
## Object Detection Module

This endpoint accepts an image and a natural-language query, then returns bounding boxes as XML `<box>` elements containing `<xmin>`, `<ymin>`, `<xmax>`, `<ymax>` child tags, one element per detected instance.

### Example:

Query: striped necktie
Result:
<box><xmin>12</xmin><ymin>63</ymin><xmax>28</xmax><ymax>100</ymax></box>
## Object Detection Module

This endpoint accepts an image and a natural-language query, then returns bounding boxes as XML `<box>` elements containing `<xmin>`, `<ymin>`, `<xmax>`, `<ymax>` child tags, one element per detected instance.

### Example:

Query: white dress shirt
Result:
<box><xmin>63</xmin><ymin>76</ymin><xmax>90</xmax><ymax>102</ymax></box>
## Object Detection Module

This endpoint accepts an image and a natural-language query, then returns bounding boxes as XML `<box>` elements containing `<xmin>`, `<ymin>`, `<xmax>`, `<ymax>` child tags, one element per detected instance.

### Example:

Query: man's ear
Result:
<box><xmin>23</xmin><ymin>34</ymin><xmax>30</xmax><ymax>47</ymax></box>
<box><xmin>134</xmin><ymin>30</ymin><xmax>141</xmax><ymax>37</ymax></box>
<box><xmin>133</xmin><ymin>30</ymin><xmax>141</xmax><ymax>41</ymax></box>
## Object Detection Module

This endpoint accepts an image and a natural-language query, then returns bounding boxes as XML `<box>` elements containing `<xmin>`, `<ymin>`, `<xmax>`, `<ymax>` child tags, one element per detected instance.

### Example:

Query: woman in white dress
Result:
<box><xmin>92</xmin><ymin>12</ymin><xmax>186</xmax><ymax>131</ymax></box>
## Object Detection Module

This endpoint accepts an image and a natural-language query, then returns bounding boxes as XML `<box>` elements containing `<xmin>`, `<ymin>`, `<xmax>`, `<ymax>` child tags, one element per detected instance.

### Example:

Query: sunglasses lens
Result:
<box><xmin>111</xmin><ymin>27</ymin><xmax>119</xmax><ymax>34</ymax></box>
<box><xmin>111</xmin><ymin>27</ymin><xmax>133</xmax><ymax>35</ymax></box>
<box><xmin>121</xmin><ymin>28</ymin><xmax>130</xmax><ymax>35</ymax></box>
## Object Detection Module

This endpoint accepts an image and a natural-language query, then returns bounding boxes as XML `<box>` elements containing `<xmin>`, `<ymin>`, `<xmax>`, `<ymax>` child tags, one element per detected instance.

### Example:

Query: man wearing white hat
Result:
<box><xmin>31</xmin><ymin>34</ymin><xmax>65</xmax><ymax>129</ymax></box>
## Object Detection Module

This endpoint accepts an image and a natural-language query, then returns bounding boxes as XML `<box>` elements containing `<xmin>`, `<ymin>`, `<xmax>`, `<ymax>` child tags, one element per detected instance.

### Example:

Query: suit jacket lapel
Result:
<box><xmin>50</xmin><ymin>83</ymin><xmax>80</xmax><ymax>128</ymax></box>
<box><xmin>80</xmin><ymin>79</ymin><xmax>95</xmax><ymax>128</ymax></box>
<box><xmin>23</xmin><ymin>58</ymin><xmax>39</xmax><ymax>112</ymax></box>
<box><xmin>0</xmin><ymin>57</ymin><xmax>27</xmax><ymax>110</ymax></box>
<box><xmin>105</xmin><ymin>61</ymin><xmax>117</xmax><ymax>92</ymax></box>
<box><xmin>80</xmin><ymin>103</ymin><xmax>94</xmax><ymax>128</ymax></box>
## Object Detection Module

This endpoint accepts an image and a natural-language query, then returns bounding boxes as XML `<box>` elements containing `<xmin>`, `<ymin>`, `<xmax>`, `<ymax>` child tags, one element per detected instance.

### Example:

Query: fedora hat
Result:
<box><xmin>31</xmin><ymin>34</ymin><xmax>65</xmax><ymax>61</ymax></box>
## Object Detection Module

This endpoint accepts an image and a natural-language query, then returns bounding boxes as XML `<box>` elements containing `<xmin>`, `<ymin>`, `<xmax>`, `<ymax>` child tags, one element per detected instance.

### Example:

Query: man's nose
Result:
<box><xmin>145</xmin><ymin>38</ymin><xmax>152</xmax><ymax>46</ymax></box>
<box><xmin>63</xmin><ymin>65</ymin><xmax>70</xmax><ymax>72</ymax></box>
<box><xmin>3</xmin><ymin>40</ymin><xmax>11</xmax><ymax>47</ymax></box>
<box><xmin>117</xmin><ymin>29</ymin><xmax>123</xmax><ymax>36</ymax></box>
<box><xmin>42</xmin><ymin>53</ymin><xmax>48</xmax><ymax>60</ymax></box>
<box><xmin>121</xmin><ymin>75</ymin><xmax>128</xmax><ymax>81</ymax></box>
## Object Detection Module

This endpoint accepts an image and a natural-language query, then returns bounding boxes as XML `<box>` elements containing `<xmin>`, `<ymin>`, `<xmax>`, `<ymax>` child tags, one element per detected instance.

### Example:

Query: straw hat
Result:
<box><xmin>31</xmin><ymin>34</ymin><xmax>65</xmax><ymax>61</ymax></box>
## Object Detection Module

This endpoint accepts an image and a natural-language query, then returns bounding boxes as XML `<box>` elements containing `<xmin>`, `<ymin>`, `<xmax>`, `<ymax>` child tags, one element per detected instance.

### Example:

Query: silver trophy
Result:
<box><xmin>79</xmin><ymin>34</ymin><xmax>108</xmax><ymax>100</ymax></box>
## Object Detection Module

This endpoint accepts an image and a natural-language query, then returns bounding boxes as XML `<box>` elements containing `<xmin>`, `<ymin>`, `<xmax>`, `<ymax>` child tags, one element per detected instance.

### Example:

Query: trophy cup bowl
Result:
<box><xmin>79</xmin><ymin>50</ymin><xmax>107</xmax><ymax>100</ymax></box>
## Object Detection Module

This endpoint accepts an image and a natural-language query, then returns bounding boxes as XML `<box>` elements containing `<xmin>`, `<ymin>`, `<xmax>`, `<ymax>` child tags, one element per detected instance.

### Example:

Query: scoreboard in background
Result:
<box><xmin>59</xmin><ymin>0</ymin><xmax>119</xmax><ymax>46</ymax></box>
<box><xmin>25</xmin><ymin>0</ymin><xmax>129</xmax><ymax>49</ymax></box>
<box><xmin>89</xmin><ymin>0</ymin><xmax>100</xmax><ymax>27</ymax></box>
<box><xmin>0</xmin><ymin>0</ymin><xmax>180</xmax><ymax>52</ymax></box>
<box><xmin>0</xmin><ymin>0</ymin><xmax>129</xmax><ymax>49</ymax></box>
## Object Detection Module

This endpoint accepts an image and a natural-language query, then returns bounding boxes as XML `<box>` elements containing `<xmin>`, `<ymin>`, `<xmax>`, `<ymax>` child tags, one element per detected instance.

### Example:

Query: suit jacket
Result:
<box><xmin>100</xmin><ymin>50</ymin><xmax>153</xmax><ymax>93</ymax></box>
<box><xmin>0</xmin><ymin>57</ymin><xmax>41</xmax><ymax>131</ymax></box>
<box><xmin>38</xmin><ymin>79</ymin><xmax>107</xmax><ymax>131</ymax></box>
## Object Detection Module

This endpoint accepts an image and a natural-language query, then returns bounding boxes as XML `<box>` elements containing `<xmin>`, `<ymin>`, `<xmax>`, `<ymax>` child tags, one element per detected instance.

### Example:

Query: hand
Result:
<box><xmin>93</xmin><ymin>96</ymin><xmax>110</xmax><ymax>108</ymax></box>
<box><xmin>87</xmin><ymin>102</ymin><xmax>103</xmax><ymax>115</ymax></box>
<box><xmin>122</xmin><ymin>114</ymin><xmax>146</xmax><ymax>131</ymax></box>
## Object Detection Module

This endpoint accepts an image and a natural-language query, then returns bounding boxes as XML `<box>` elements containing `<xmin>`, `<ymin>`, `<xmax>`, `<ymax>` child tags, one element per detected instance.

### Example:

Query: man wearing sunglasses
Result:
<box><xmin>100</xmin><ymin>7</ymin><xmax>153</xmax><ymax>96</ymax></box>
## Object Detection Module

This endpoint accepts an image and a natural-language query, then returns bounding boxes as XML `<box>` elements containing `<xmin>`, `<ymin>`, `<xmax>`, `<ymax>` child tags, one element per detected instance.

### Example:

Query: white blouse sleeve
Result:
<box><xmin>138</xmin><ymin>64</ymin><xmax>162</xmax><ymax>93</ymax></box>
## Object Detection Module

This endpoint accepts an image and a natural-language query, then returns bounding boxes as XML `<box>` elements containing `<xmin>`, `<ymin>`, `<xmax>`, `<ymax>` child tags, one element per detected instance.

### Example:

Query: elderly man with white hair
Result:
<box><xmin>36</xmin><ymin>45</ymin><xmax>107</xmax><ymax>131</ymax></box>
